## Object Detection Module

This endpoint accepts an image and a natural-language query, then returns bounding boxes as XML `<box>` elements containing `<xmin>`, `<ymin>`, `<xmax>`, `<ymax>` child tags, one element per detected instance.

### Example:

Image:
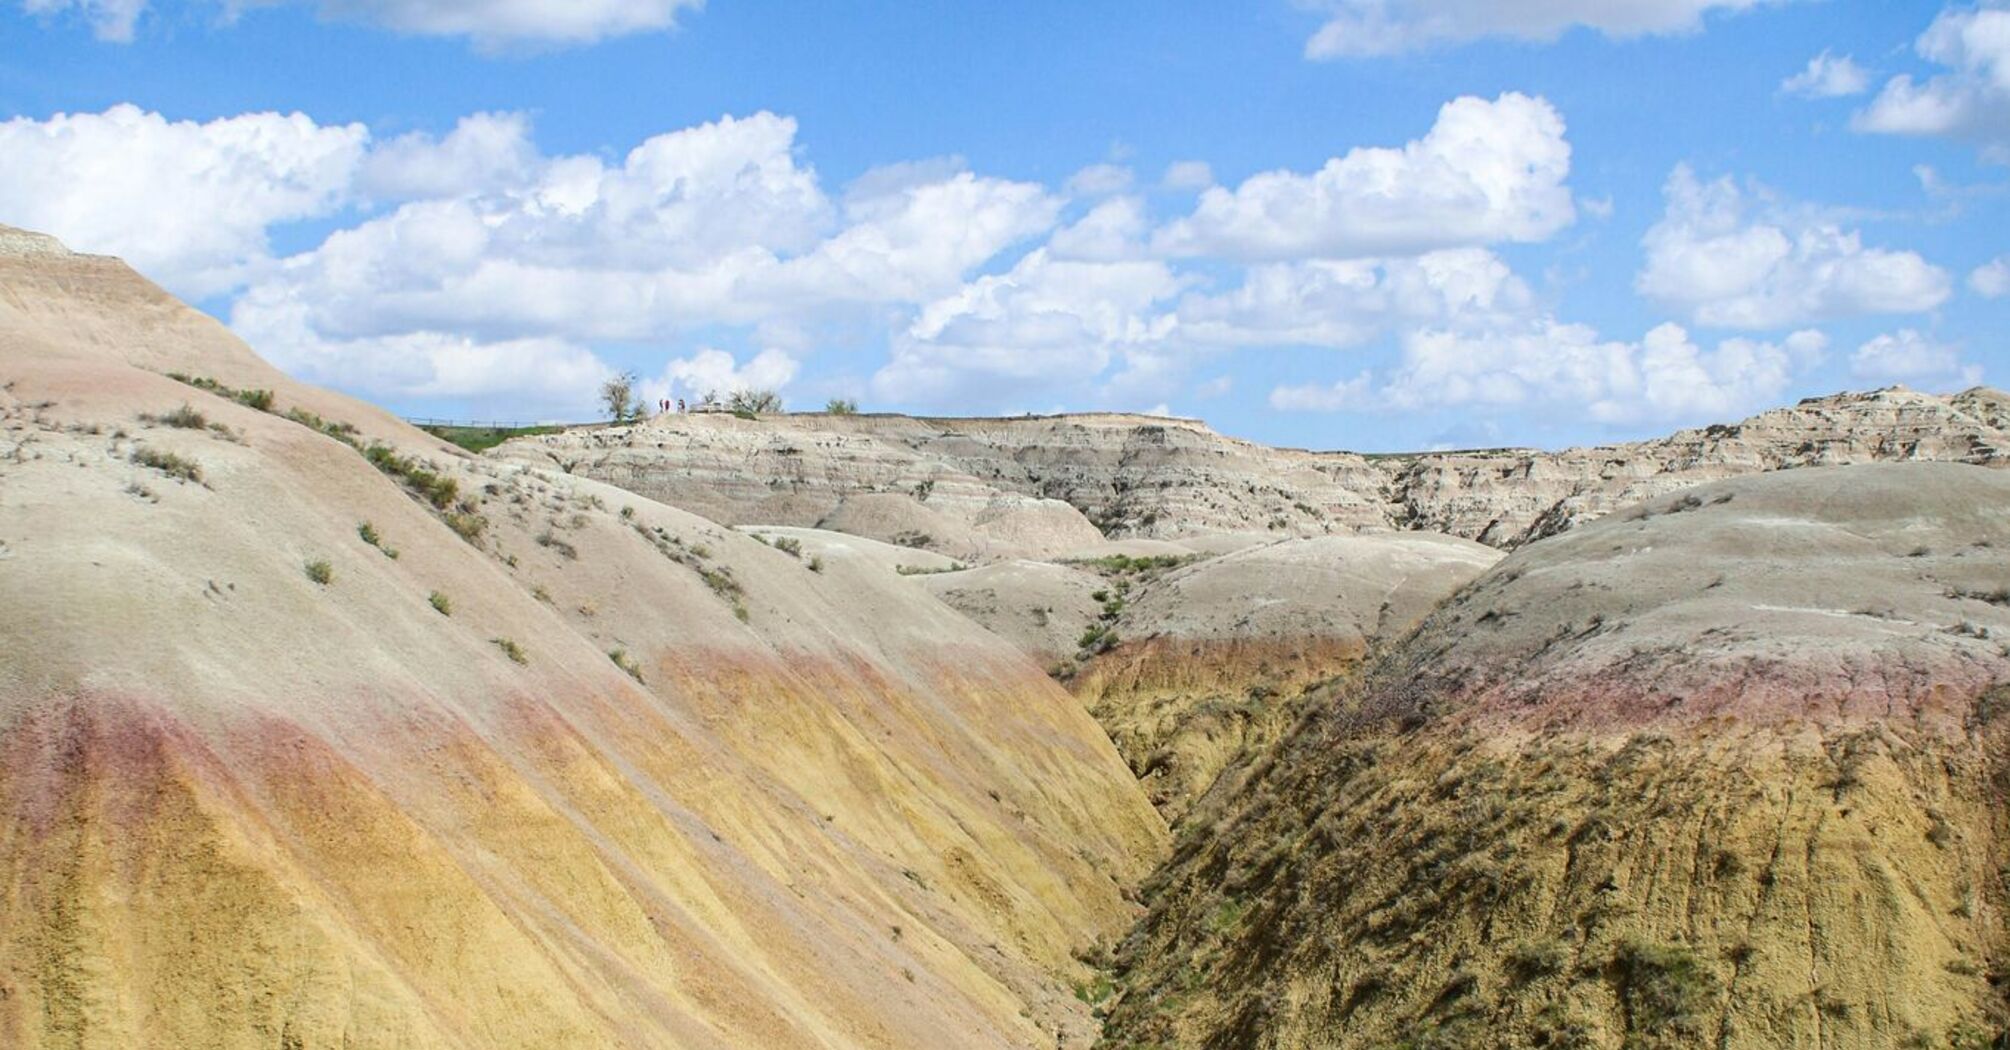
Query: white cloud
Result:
<box><xmin>1973</xmin><ymin>255</ymin><xmax>2010</xmax><ymax>297</ymax></box>
<box><xmin>0</xmin><ymin>104</ymin><xmax>367</xmax><ymax>298</ymax></box>
<box><xmin>872</xmin><ymin>249</ymin><xmax>1184</xmax><ymax>406</ymax></box>
<box><xmin>357</xmin><ymin>111</ymin><xmax>540</xmax><ymax>200</ymax></box>
<box><xmin>223</xmin><ymin>110</ymin><xmax>1054</xmax><ymax>411</ymax></box>
<box><xmin>1302</xmin><ymin>0</ymin><xmax>1785</xmax><ymax>59</ymax></box>
<box><xmin>1269</xmin><ymin>371</ymin><xmax>1374</xmax><ymax>411</ymax></box>
<box><xmin>28</xmin><ymin>0</ymin><xmax>704</xmax><ymax>47</ymax></box>
<box><xmin>1854</xmin><ymin>4</ymin><xmax>2010</xmax><ymax>158</ymax></box>
<box><xmin>1782</xmin><ymin>50</ymin><xmax>1870</xmax><ymax>98</ymax></box>
<box><xmin>1162</xmin><ymin>160</ymin><xmax>1215</xmax><ymax>190</ymax></box>
<box><xmin>1277</xmin><ymin>321</ymin><xmax>1823</xmax><ymax>424</ymax></box>
<box><xmin>235</xmin><ymin>112</ymin><xmax>1058</xmax><ymax>346</ymax></box>
<box><xmin>1065</xmin><ymin>163</ymin><xmax>1134</xmax><ymax>197</ymax></box>
<box><xmin>644</xmin><ymin>347</ymin><xmax>801</xmax><ymax>405</ymax></box>
<box><xmin>1155</xmin><ymin>93</ymin><xmax>1574</xmax><ymax>261</ymax></box>
<box><xmin>1175</xmin><ymin>248</ymin><xmax>1530</xmax><ymax>348</ymax></box>
<box><xmin>22</xmin><ymin>0</ymin><xmax>146</xmax><ymax>40</ymax></box>
<box><xmin>1636</xmin><ymin>165</ymin><xmax>1951</xmax><ymax>328</ymax></box>
<box><xmin>1850</xmin><ymin>329</ymin><xmax>1982</xmax><ymax>385</ymax></box>
<box><xmin>1048</xmin><ymin>196</ymin><xmax>1150</xmax><ymax>261</ymax></box>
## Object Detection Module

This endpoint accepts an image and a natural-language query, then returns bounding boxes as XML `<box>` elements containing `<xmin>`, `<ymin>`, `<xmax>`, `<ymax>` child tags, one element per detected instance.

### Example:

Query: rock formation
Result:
<box><xmin>0</xmin><ymin>226</ymin><xmax>1165</xmax><ymax>1049</ymax></box>
<box><xmin>498</xmin><ymin>388</ymin><xmax>2008</xmax><ymax>553</ymax></box>
<box><xmin>1099</xmin><ymin>463</ymin><xmax>2010</xmax><ymax>1048</ymax></box>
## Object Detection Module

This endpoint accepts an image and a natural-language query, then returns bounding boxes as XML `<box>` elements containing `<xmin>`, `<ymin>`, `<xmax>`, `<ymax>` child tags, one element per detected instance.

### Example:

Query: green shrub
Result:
<box><xmin>160</xmin><ymin>404</ymin><xmax>207</xmax><ymax>429</ymax></box>
<box><xmin>130</xmin><ymin>446</ymin><xmax>203</xmax><ymax>484</ymax></box>
<box><xmin>428</xmin><ymin>591</ymin><xmax>453</xmax><ymax>616</ymax></box>
<box><xmin>773</xmin><ymin>536</ymin><xmax>803</xmax><ymax>558</ymax></box>
<box><xmin>357</xmin><ymin>521</ymin><xmax>382</xmax><ymax>547</ymax></box>
<box><xmin>608</xmin><ymin>648</ymin><xmax>645</xmax><ymax>683</ymax></box>
<box><xmin>726</xmin><ymin>388</ymin><xmax>783</xmax><ymax>414</ymax></box>
<box><xmin>492</xmin><ymin>637</ymin><xmax>528</xmax><ymax>664</ymax></box>
<box><xmin>305</xmin><ymin>559</ymin><xmax>333</xmax><ymax>585</ymax></box>
<box><xmin>825</xmin><ymin>398</ymin><xmax>858</xmax><ymax>414</ymax></box>
<box><xmin>807</xmin><ymin>556</ymin><xmax>825</xmax><ymax>573</ymax></box>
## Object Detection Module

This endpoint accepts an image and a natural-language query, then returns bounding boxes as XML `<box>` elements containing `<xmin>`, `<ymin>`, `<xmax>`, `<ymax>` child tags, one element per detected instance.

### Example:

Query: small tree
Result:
<box><xmin>727</xmin><ymin>388</ymin><xmax>784</xmax><ymax>414</ymax></box>
<box><xmin>825</xmin><ymin>398</ymin><xmax>859</xmax><ymax>415</ymax></box>
<box><xmin>599</xmin><ymin>371</ymin><xmax>637</xmax><ymax>421</ymax></box>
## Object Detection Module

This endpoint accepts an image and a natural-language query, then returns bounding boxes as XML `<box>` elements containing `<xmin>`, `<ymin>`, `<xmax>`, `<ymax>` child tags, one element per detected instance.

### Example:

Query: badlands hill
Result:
<box><xmin>1099</xmin><ymin>464</ymin><xmax>2010</xmax><ymax>1049</ymax></box>
<box><xmin>0</xmin><ymin>226</ymin><xmax>1166</xmax><ymax>1049</ymax></box>
<box><xmin>496</xmin><ymin>385</ymin><xmax>2008</xmax><ymax>552</ymax></box>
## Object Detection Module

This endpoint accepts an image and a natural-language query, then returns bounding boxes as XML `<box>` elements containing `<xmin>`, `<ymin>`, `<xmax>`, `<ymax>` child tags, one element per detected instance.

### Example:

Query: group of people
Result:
<box><xmin>654</xmin><ymin>398</ymin><xmax>687</xmax><ymax>414</ymax></box>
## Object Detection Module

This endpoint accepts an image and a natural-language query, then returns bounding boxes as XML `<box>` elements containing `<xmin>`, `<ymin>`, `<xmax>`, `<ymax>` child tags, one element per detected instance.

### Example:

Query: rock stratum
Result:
<box><xmin>0</xmin><ymin>226</ymin><xmax>1166</xmax><ymax>1049</ymax></box>
<box><xmin>496</xmin><ymin>385</ymin><xmax>2008</xmax><ymax>552</ymax></box>
<box><xmin>1099</xmin><ymin>464</ymin><xmax>2010</xmax><ymax>1049</ymax></box>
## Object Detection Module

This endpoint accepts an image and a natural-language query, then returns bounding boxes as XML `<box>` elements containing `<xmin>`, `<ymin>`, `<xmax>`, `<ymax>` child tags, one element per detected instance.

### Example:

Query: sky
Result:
<box><xmin>0</xmin><ymin>1</ymin><xmax>2005</xmax><ymax>451</ymax></box>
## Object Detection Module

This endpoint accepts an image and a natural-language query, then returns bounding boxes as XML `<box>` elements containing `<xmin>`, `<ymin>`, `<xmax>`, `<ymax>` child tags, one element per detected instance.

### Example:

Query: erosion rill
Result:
<box><xmin>1099</xmin><ymin>464</ymin><xmax>2010</xmax><ymax>1049</ymax></box>
<box><xmin>0</xmin><ymin>226</ymin><xmax>1166</xmax><ymax>1049</ymax></box>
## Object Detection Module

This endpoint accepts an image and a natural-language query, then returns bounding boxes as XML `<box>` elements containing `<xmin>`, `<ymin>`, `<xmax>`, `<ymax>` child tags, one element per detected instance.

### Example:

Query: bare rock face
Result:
<box><xmin>0</xmin><ymin>229</ymin><xmax>1165</xmax><ymax>1050</ymax></box>
<box><xmin>498</xmin><ymin>387</ymin><xmax>2008</xmax><ymax>555</ymax></box>
<box><xmin>1389</xmin><ymin>386</ymin><xmax>2010</xmax><ymax>546</ymax></box>
<box><xmin>1101</xmin><ymin>463</ymin><xmax>2010</xmax><ymax>1050</ymax></box>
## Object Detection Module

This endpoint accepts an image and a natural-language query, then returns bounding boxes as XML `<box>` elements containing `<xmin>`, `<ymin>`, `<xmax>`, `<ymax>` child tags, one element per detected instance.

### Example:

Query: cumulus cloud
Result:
<box><xmin>1850</xmin><ymin>329</ymin><xmax>1983</xmax><ymax>385</ymax></box>
<box><xmin>0</xmin><ymin>104</ymin><xmax>367</xmax><ymax>299</ymax></box>
<box><xmin>226</xmin><ymin>111</ymin><xmax>1054</xmax><ymax>412</ymax></box>
<box><xmin>27</xmin><ymin>0</ymin><xmax>705</xmax><ymax>47</ymax></box>
<box><xmin>1155</xmin><ymin>93</ymin><xmax>1574</xmax><ymax>261</ymax></box>
<box><xmin>1161</xmin><ymin>160</ymin><xmax>1215</xmax><ymax>190</ymax></box>
<box><xmin>1276</xmin><ymin>321</ymin><xmax>1824</xmax><ymax>424</ymax></box>
<box><xmin>642</xmin><ymin>347</ymin><xmax>801</xmax><ymax>405</ymax></box>
<box><xmin>1065</xmin><ymin>163</ymin><xmax>1134</xmax><ymax>197</ymax></box>
<box><xmin>1973</xmin><ymin>256</ymin><xmax>2010</xmax><ymax>297</ymax></box>
<box><xmin>1636</xmin><ymin>165</ymin><xmax>1951</xmax><ymax>328</ymax></box>
<box><xmin>357</xmin><ymin>111</ymin><xmax>540</xmax><ymax>200</ymax></box>
<box><xmin>1854</xmin><ymin>4</ymin><xmax>2010</xmax><ymax>158</ymax></box>
<box><xmin>1301</xmin><ymin>0</ymin><xmax>1784</xmax><ymax>59</ymax></box>
<box><xmin>872</xmin><ymin>249</ymin><xmax>1184</xmax><ymax>407</ymax></box>
<box><xmin>1175</xmin><ymin>248</ymin><xmax>1530</xmax><ymax>348</ymax></box>
<box><xmin>1782</xmin><ymin>50</ymin><xmax>1870</xmax><ymax>98</ymax></box>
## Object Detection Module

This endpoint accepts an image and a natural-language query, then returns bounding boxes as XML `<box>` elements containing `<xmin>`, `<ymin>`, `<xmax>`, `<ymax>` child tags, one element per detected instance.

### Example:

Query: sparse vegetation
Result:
<box><xmin>600</xmin><ymin>371</ymin><xmax>639</xmax><ymax>422</ymax></box>
<box><xmin>158</xmin><ymin>404</ymin><xmax>207</xmax><ymax>429</ymax></box>
<box><xmin>491</xmin><ymin>637</ymin><xmax>528</xmax><ymax>664</ymax></box>
<box><xmin>772</xmin><ymin>536</ymin><xmax>803</xmax><ymax>558</ymax></box>
<box><xmin>825</xmin><ymin>398</ymin><xmax>858</xmax><ymax>414</ymax></box>
<box><xmin>726</xmin><ymin>388</ymin><xmax>783</xmax><ymax>415</ymax></box>
<box><xmin>608</xmin><ymin>648</ymin><xmax>645</xmax><ymax>683</ymax></box>
<box><xmin>165</xmin><ymin>373</ymin><xmax>272</xmax><ymax>412</ymax></box>
<box><xmin>363</xmin><ymin>444</ymin><xmax>459</xmax><ymax>509</ymax></box>
<box><xmin>418</xmin><ymin>423</ymin><xmax>564</xmax><ymax>453</ymax></box>
<box><xmin>131</xmin><ymin>446</ymin><xmax>203</xmax><ymax>484</ymax></box>
<box><xmin>357</xmin><ymin>521</ymin><xmax>382</xmax><ymax>547</ymax></box>
<box><xmin>807</xmin><ymin>556</ymin><xmax>825</xmax><ymax>573</ymax></box>
<box><xmin>304</xmin><ymin>559</ymin><xmax>333</xmax><ymax>585</ymax></box>
<box><xmin>428</xmin><ymin>591</ymin><xmax>452</xmax><ymax>616</ymax></box>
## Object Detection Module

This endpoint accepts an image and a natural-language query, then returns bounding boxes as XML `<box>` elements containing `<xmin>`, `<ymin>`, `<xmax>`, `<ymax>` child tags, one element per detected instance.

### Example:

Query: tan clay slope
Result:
<box><xmin>1100</xmin><ymin>463</ymin><xmax>2010</xmax><ymax>1050</ymax></box>
<box><xmin>492</xmin><ymin>384</ymin><xmax>2007</xmax><ymax>551</ymax></box>
<box><xmin>0</xmin><ymin>228</ymin><xmax>1166</xmax><ymax>1050</ymax></box>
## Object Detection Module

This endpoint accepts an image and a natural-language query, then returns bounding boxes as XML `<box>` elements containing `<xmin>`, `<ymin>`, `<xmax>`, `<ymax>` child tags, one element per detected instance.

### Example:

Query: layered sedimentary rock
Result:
<box><xmin>0</xmin><ymin>227</ymin><xmax>1165</xmax><ymax>1050</ymax></box>
<box><xmin>921</xmin><ymin>536</ymin><xmax>1499</xmax><ymax>820</ymax></box>
<box><xmin>1099</xmin><ymin>464</ymin><xmax>2010</xmax><ymax>1049</ymax></box>
<box><xmin>498</xmin><ymin>388</ymin><xmax>2008</xmax><ymax>553</ymax></box>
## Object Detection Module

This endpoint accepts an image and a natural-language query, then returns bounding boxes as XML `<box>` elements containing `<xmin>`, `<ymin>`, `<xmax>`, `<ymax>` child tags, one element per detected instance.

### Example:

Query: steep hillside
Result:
<box><xmin>496</xmin><ymin>387</ymin><xmax>2008</xmax><ymax>553</ymax></box>
<box><xmin>1099</xmin><ymin>463</ymin><xmax>2010</xmax><ymax>1049</ymax></box>
<box><xmin>0</xmin><ymin>226</ymin><xmax>1166</xmax><ymax>1050</ymax></box>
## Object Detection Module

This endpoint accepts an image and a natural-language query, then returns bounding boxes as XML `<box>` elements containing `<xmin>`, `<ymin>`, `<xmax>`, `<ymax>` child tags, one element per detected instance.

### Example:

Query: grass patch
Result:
<box><xmin>357</xmin><ymin>521</ymin><xmax>382</xmax><ymax>547</ymax></box>
<box><xmin>896</xmin><ymin>562</ymin><xmax>965</xmax><ymax>575</ymax></box>
<box><xmin>772</xmin><ymin>536</ymin><xmax>803</xmax><ymax>558</ymax></box>
<box><xmin>418</xmin><ymin>423</ymin><xmax>564</xmax><ymax>453</ymax></box>
<box><xmin>131</xmin><ymin>446</ymin><xmax>203</xmax><ymax>484</ymax></box>
<box><xmin>491</xmin><ymin>637</ymin><xmax>528</xmax><ymax>665</ymax></box>
<box><xmin>428</xmin><ymin>591</ymin><xmax>452</xmax><ymax>616</ymax></box>
<box><xmin>304</xmin><ymin>559</ymin><xmax>333</xmax><ymax>585</ymax></box>
<box><xmin>363</xmin><ymin>443</ymin><xmax>459</xmax><ymax>509</ymax></box>
<box><xmin>158</xmin><ymin>404</ymin><xmax>207</xmax><ymax>429</ymax></box>
<box><xmin>165</xmin><ymin>373</ymin><xmax>272</xmax><ymax>412</ymax></box>
<box><xmin>1609</xmin><ymin>937</ymin><xmax>1714</xmax><ymax>1042</ymax></box>
<box><xmin>608</xmin><ymin>648</ymin><xmax>645</xmax><ymax>684</ymax></box>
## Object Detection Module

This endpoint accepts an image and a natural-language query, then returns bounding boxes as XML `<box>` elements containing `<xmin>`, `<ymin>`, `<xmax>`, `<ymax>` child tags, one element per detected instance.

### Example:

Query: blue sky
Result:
<box><xmin>1</xmin><ymin>1</ymin><xmax>2004</xmax><ymax>451</ymax></box>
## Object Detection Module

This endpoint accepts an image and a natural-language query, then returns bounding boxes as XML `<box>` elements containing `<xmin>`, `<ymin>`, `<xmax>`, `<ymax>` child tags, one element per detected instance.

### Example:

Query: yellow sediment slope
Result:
<box><xmin>0</xmin><ymin>226</ymin><xmax>1166</xmax><ymax>1049</ymax></box>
